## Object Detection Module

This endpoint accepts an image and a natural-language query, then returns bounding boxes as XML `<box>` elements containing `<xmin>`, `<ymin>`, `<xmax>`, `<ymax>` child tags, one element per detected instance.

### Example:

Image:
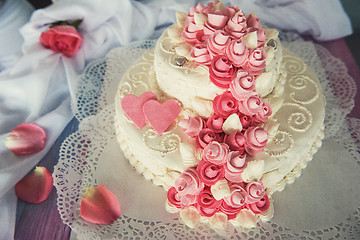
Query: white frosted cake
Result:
<box><xmin>114</xmin><ymin>1</ymin><xmax>325</xmax><ymax>229</ymax></box>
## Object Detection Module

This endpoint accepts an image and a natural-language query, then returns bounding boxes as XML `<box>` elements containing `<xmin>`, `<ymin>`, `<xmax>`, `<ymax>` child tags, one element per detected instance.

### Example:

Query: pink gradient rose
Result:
<box><xmin>219</xmin><ymin>198</ymin><xmax>242</xmax><ymax>219</ymax></box>
<box><xmin>40</xmin><ymin>25</ymin><xmax>83</xmax><ymax>57</ymax></box>
<box><xmin>224</xmin><ymin>131</ymin><xmax>246</xmax><ymax>153</ymax></box>
<box><xmin>224</xmin><ymin>11</ymin><xmax>247</xmax><ymax>38</ymax></box>
<box><xmin>202</xmin><ymin>141</ymin><xmax>230</xmax><ymax>165</ymax></box>
<box><xmin>225</xmin><ymin>39</ymin><xmax>249</xmax><ymax>67</ymax></box>
<box><xmin>182</xmin><ymin>19</ymin><xmax>201</xmax><ymax>45</ymax></box>
<box><xmin>248</xmin><ymin>194</ymin><xmax>271</xmax><ymax>214</ymax></box>
<box><xmin>196</xmin><ymin>128</ymin><xmax>223</xmax><ymax>149</ymax></box>
<box><xmin>229</xmin><ymin>71</ymin><xmax>256</xmax><ymax>101</ymax></box>
<box><xmin>224</xmin><ymin>151</ymin><xmax>247</xmax><ymax>182</ymax></box>
<box><xmin>245</xmin><ymin>182</ymin><xmax>266</xmax><ymax>204</ymax></box>
<box><xmin>206</xmin><ymin>114</ymin><xmax>225</xmax><ymax>133</ymax></box>
<box><xmin>239</xmin><ymin>114</ymin><xmax>254</xmax><ymax>129</ymax></box>
<box><xmin>224</xmin><ymin>183</ymin><xmax>248</xmax><ymax>208</ymax></box>
<box><xmin>190</xmin><ymin>43</ymin><xmax>211</xmax><ymax>65</ymax></box>
<box><xmin>179</xmin><ymin>116</ymin><xmax>205</xmax><ymax>138</ymax></box>
<box><xmin>207</xmin><ymin>31</ymin><xmax>231</xmax><ymax>57</ymax></box>
<box><xmin>209</xmin><ymin>55</ymin><xmax>237</xmax><ymax>88</ymax></box>
<box><xmin>246</xmin><ymin>14</ymin><xmax>261</xmax><ymax>30</ymax></box>
<box><xmin>196</xmin><ymin>187</ymin><xmax>221</xmax><ymax>217</ymax></box>
<box><xmin>238</xmin><ymin>92</ymin><xmax>263</xmax><ymax>116</ymax></box>
<box><xmin>254</xmin><ymin>102</ymin><xmax>272</xmax><ymax>123</ymax></box>
<box><xmin>175</xmin><ymin>168</ymin><xmax>204</xmax><ymax>197</ymax></box>
<box><xmin>213</xmin><ymin>91</ymin><xmax>239</xmax><ymax>118</ymax></box>
<box><xmin>243</xmin><ymin>48</ymin><xmax>267</xmax><ymax>75</ymax></box>
<box><xmin>167</xmin><ymin>187</ymin><xmax>183</xmax><ymax>208</ymax></box>
<box><xmin>196</xmin><ymin>160</ymin><xmax>225</xmax><ymax>186</ymax></box>
<box><xmin>244</xmin><ymin>126</ymin><xmax>268</xmax><ymax>156</ymax></box>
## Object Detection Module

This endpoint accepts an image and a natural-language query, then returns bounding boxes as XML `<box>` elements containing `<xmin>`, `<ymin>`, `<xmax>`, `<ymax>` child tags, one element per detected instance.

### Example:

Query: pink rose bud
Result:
<box><xmin>202</xmin><ymin>141</ymin><xmax>229</xmax><ymax>165</ymax></box>
<box><xmin>40</xmin><ymin>25</ymin><xmax>83</xmax><ymax>57</ymax></box>
<box><xmin>244</xmin><ymin>126</ymin><xmax>268</xmax><ymax>156</ymax></box>
<box><xmin>179</xmin><ymin>116</ymin><xmax>205</xmax><ymax>137</ymax></box>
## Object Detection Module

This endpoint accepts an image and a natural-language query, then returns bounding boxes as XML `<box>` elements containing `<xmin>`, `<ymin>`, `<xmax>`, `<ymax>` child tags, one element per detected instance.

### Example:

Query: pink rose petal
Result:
<box><xmin>80</xmin><ymin>185</ymin><xmax>121</xmax><ymax>225</ymax></box>
<box><xmin>15</xmin><ymin>166</ymin><xmax>53</xmax><ymax>203</ymax></box>
<box><xmin>5</xmin><ymin>123</ymin><xmax>46</xmax><ymax>155</ymax></box>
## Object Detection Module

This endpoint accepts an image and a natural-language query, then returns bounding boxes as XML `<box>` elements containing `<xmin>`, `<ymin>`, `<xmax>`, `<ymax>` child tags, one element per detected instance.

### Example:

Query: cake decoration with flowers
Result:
<box><xmin>114</xmin><ymin>0</ymin><xmax>325</xmax><ymax>230</ymax></box>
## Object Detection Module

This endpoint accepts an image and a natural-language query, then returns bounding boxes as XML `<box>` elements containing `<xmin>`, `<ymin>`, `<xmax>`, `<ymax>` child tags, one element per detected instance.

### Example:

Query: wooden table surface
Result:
<box><xmin>13</xmin><ymin>38</ymin><xmax>360</xmax><ymax>240</ymax></box>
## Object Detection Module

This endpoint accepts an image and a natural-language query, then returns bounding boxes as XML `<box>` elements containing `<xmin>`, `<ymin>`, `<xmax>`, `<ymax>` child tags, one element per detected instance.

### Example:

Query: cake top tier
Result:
<box><xmin>154</xmin><ymin>0</ymin><xmax>282</xmax><ymax>118</ymax></box>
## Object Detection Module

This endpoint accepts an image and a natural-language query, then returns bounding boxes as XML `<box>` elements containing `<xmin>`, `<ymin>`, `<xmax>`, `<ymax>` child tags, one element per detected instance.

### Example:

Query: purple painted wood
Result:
<box><xmin>13</xmin><ymin>38</ymin><xmax>360</xmax><ymax>240</ymax></box>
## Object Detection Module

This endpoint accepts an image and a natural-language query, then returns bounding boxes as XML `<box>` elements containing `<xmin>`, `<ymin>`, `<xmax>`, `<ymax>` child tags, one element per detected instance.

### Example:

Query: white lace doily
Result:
<box><xmin>54</xmin><ymin>35</ymin><xmax>360</xmax><ymax>239</ymax></box>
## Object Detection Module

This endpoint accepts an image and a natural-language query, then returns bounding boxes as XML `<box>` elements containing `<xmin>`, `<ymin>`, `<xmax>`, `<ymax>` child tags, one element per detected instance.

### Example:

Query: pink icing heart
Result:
<box><xmin>143</xmin><ymin>99</ymin><xmax>181</xmax><ymax>136</ymax></box>
<box><xmin>121</xmin><ymin>92</ymin><xmax>157</xmax><ymax>129</ymax></box>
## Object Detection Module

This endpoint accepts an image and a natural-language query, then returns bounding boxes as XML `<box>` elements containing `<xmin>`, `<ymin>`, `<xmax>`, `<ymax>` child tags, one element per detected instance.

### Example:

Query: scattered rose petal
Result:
<box><xmin>80</xmin><ymin>185</ymin><xmax>121</xmax><ymax>225</ymax></box>
<box><xmin>5</xmin><ymin>123</ymin><xmax>46</xmax><ymax>155</ymax></box>
<box><xmin>15</xmin><ymin>166</ymin><xmax>53</xmax><ymax>203</ymax></box>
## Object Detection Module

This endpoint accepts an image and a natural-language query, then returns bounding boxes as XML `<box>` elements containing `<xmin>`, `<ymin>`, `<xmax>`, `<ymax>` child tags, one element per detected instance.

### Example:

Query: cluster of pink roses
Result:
<box><xmin>183</xmin><ymin>1</ymin><xmax>267</xmax><ymax>88</ymax></box>
<box><xmin>167</xmin><ymin>165</ymin><xmax>270</xmax><ymax>218</ymax></box>
<box><xmin>167</xmin><ymin>1</ymin><xmax>272</xmax><ymax>220</ymax></box>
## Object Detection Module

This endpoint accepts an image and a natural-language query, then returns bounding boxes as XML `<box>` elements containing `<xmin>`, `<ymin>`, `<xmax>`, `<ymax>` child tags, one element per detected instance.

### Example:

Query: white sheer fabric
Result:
<box><xmin>53</xmin><ymin>36</ymin><xmax>360</xmax><ymax>239</ymax></box>
<box><xmin>0</xmin><ymin>0</ymin><xmax>354</xmax><ymax>239</ymax></box>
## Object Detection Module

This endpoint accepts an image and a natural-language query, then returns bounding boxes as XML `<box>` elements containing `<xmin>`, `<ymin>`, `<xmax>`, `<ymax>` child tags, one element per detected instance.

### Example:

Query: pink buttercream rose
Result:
<box><xmin>167</xmin><ymin>187</ymin><xmax>183</xmax><ymax>208</ymax></box>
<box><xmin>219</xmin><ymin>198</ymin><xmax>242</xmax><ymax>219</ymax></box>
<box><xmin>245</xmin><ymin>182</ymin><xmax>266</xmax><ymax>204</ymax></box>
<box><xmin>224</xmin><ymin>131</ymin><xmax>245</xmax><ymax>153</ymax></box>
<box><xmin>224</xmin><ymin>151</ymin><xmax>247</xmax><ymax>182</ymax></box>
<box><xmin>238</xmin><ymin>92</ymin><xmax>263</xmax><ymax>116</ymax></box>
<box><xmin>213</xmin><ymin>91</ymin><xmax>239</xmax><ymax>118</ymax></box>
<box><xmin>190</xmin><ymin>43</ymin><xmax>211</xmax><ymax>66</ymax></box>
<box><xmin>230</xmin><ymin>71</ymin><xmax>256</xmax><ymax>100</ymax></box>
<box><xmin>244</xmin><ymin>126</ymin><xmax>268</xmax><ymax>156</ymax></box>
<box><xmin>207</xmin><ymin>13</ymin><xmax>229</xmax><ymax>30</ymax></box>
<box><xmin>179</xmin><ymin>116</ymin><xmax>205</xmax><ymax>138</ymax></box>
<box><xmin>196</xmin><ymin>128</ymin><xmax>223</xmax><ymax>149</ymax></box>
<box><xmin>206</xmin><ymin>114</ymin><xmax>225</xmax><ymax>133</ymax></box>
<box><xmin>40</xmin><ymin>25</ymin><xmax>83</xmax><ymax>57</ymax></box>
<box><xmin>207</xmin><ymin>31</ymin><xmax>231</xmax><ymax>57</ymax></box>
<box><xmin>175</xmin><ymin>168</ymin><xmax>204</xmax><ymax>197</ymax></box>
<box><xmin>209</xmin><ymin>55</ymin><xmax>237</xmax><ymax>89</ymax></box>
<box><xmin>243</xmin><ymin>48</ymin><xmax>267</xmax><ymax>75</ymax></box>
<box><xmin>239</xmin><ymin>114</ymin><xmax>254</xmax><ymax>129</ymax></box>
<box><xmin>182</xmin><ymin>19</ymin><xmax>201</xmax><ymax>45</ymax></box>
<box><xmin>224</xmin><ymin>183</ymin><xmax>248</xmax><ymax>208</ymax></box>
<box><xmin>248</xmin><ymin>194</ymin><xmax>271</xmax><ymax>214</ymax></box>
<box><xmin>202</xmin><ymin>141</ymin><xmax>229</xmax><ymax>165</ymax></box>
<box><xmin>246</xmin><ymin>14</ymin><xmax>261</xmax><ymax>30</ymax></box>
<box><xmin>196</xmin><ymin>160</ymin><xmax>225</xmax><ymax>186</ymax></box>
<box><xmin>189</xmin><ymin>3</ymin><xmax>206</xmax><ymax>15</ymax></box>
<box><xmin>225</xmin><ymin>39</ymin><xmax>249</xmax><ymax>67</ymax></box>
<box><xmin>254</xmin><ymin>102</ymin><xmax>272</xmax><ymax>123</ymax></box>
<box><xmin>196</xmin><ymin>187</ymin><xmax>221</xmax><ymax>217</ymax></box>
<box><xmin>224</xmin><ymin>11</ymin><xmax>247</xmax><ymax>38</ymax></box>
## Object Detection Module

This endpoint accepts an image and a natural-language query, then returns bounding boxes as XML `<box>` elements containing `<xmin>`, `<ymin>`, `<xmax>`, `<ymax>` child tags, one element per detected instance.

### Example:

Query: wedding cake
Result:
<box><xmin>114</xmin><ymin>0</ymin><xmax>325</xmax><ymax>229</ymax></box>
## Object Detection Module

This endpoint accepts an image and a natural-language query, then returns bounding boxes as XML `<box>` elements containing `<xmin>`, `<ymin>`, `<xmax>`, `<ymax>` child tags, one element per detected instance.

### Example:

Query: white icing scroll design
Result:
<box><xmin>143</xmin><ymin>129</ymin><xmax>181</xmax><ymax>156</ymax></box>
<box><xmin>125</xmin><ymin>62</ymin><xmax>152</xmax><ymax>91</ymax></box>
<box><xmin>117</xmin><ymin>82</ymin><xmax>133</xmax><ymax>98</ymax></box>
<box><xmin>288</xmin><ymin>75</ymin><xmax>319</xmax><ymax>104</ymax></box>
<box><xmin>265</xmin><ymin>131</ymin><xmax>294</xmax><ymax>156</ymax></box>
<box><xmin>279</xmin><ymin>103</ymin><xmax>313</xmax><ymax>132</ymax></box>
<box><xmin>282</xmin><ymin>55</ymin><xmax>306</xmax><ymax>74</ymax></box>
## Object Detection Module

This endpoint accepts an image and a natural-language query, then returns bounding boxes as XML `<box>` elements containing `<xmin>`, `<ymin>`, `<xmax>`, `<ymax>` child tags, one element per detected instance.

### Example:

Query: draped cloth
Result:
<box><xmin>0</xmin><ymin>0</ymin><xmax>352</xmax><ymax>239</ymax></box>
